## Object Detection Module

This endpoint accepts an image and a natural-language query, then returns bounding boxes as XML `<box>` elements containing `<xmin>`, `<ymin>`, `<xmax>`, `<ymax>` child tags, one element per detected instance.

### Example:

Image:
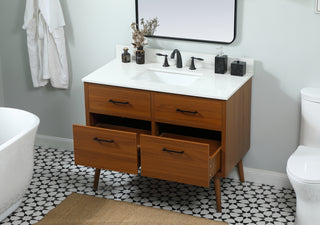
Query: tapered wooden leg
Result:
<box><xmin>214</xmin><ymin>177</ymin><xmax>221</xmax><ymax>212</ymax></box>
<box><xmin>93</xmin><ymin>168</ymin><xmax>101</xmax><ymax>191</ymax></box>
<box><xmin>237</xmin><ymin>160</ymin><xmax>245</xmax><ymax>183</ymax></box>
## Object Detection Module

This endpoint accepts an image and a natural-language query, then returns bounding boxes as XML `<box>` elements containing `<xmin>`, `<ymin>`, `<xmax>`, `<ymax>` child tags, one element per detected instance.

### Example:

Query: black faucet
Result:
<box><xmin>170</xmin><ymin>49</ymin><xmax>183</xmax><ymax>68</ymax></box>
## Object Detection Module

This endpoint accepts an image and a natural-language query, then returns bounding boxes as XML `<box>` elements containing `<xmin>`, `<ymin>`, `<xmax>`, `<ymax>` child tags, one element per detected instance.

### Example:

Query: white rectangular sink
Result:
<box><xmin>132</xmin><ymin>69</ymin><xmax>201</xmax><ymax>86</ymax></box>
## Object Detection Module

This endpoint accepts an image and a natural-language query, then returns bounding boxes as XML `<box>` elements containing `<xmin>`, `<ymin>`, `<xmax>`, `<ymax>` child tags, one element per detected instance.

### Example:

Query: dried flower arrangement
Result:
<box><xmin>131</xmin><ymin>17</ymin><xmax>159</xmax><ymax>49</ymax></box>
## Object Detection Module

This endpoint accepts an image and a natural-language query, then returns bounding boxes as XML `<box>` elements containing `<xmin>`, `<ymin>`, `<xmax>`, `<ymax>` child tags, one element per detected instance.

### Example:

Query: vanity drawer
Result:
<box><xmin>140</xmin><ymin>133</ymin><xmax>221</xmax><ymax>187</ymax></box>
<box><xmin>86</xmin><ymin>83</ymin><xmax>151</xmax><ymax>119</ymax></box>
<box><xmin>153</xmin><ymin>93</ymin><xmax>223</xmax><ymax>130</ymax></box>
<box><xmin>73</xmin><ymin>124</ymin><xmax>139</xmax><ymax>174</ymax></box>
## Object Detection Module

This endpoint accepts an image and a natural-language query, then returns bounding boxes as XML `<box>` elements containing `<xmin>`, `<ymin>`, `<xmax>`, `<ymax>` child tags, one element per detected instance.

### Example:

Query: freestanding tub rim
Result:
<box><xmin>0</xmin><ymin>107</ymin><xmax>40</xmax><ymax>152</ymax></box>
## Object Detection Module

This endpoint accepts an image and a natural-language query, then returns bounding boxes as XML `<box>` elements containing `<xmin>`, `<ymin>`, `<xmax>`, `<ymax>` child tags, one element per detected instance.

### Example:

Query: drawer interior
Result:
<box><xmin>158</xmin><ymin>123</ymin><xmax>221</xmax><ymax>150</ymax></box>
<box><xmin>91</xmin><ymin>113</ymin><xmax>152</xmax><ymax>135</ymax></box>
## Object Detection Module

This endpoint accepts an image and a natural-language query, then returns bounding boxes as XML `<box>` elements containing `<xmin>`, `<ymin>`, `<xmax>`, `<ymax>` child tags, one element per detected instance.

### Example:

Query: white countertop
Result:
<box><xmin>82</xmin><ymin>46</ymin><xmax>254</xmax><ymax>100</ymax></box>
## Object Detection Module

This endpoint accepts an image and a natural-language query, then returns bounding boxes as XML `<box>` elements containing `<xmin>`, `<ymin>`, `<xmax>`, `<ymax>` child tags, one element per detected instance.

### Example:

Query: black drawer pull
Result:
<box><xmin>93</xmin><ymin>137</ymin><xmax>114</xmax><ymax>143</ymax></box>
<box><xmin>162</xmin><ymin>148</ymin><xmax>184</xmax><ymax>154</ymax></box>
<box><xmin>176</xmin><ymin>109</ymin><xmax>198</xmax><ymax>114</ymax></box>
<box><xmin>109</xmin><ymin>99</ymin><xmax>129</xmax><ymax>105</ymax></box>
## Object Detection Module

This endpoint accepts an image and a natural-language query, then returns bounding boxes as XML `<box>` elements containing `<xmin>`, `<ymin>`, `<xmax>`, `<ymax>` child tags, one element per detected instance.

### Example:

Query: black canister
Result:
<box><xmin>231</xmin><ymin>60</ymin><xmax>246</xmax><ymax>76</ymax></box>
<box><xmin>121</xmin><ymin>47</ymin><xmax>131</xmax><ymax>63</ymax></box>
<box><xmin>135</xmin><ymin>48</ymin><xmax>145</xmax><ymax>64</ymax></box>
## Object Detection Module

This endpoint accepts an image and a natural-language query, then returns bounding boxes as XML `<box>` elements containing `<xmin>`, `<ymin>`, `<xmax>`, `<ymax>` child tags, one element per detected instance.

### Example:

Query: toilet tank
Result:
<box><xmin>300</xmin><ymin>87</ymin><xmax>320</xmax><ymax>147</ymax></box>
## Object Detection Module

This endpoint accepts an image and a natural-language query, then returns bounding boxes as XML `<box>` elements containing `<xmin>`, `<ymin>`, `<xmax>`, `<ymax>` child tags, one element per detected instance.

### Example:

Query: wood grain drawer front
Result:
<box><xmin>140</xmin><ymin>134</ymin><xmax>219</xmax><ymax>187</ymax></box>
<box><xmin>87</xmin><ymin>84</ymin><xmax>151</xmax><ymax>119</ymax></box>
<box><xmin>154</xmin><ymin>93</ymin><xmax>223</xmax><ymax>130</ymax></box>
<box><xmin>73</xmin><ymin>124</ymin><xmax>138</xmax><ymax>174</ymax></box>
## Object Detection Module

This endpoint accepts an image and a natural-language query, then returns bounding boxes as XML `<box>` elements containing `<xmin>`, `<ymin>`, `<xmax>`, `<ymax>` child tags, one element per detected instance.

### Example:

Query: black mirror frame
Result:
<box><xmin>135</xmin><ymin>0</ymin><xmax>237</xmax><ymax>44</ymax></box>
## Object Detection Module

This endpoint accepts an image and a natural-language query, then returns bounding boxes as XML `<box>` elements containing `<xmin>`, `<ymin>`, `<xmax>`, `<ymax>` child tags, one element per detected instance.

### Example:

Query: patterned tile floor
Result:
<box><xmin>1</xmin><ymin>146</ymin><xmax>296</xmax><ymax>225</ymax></box>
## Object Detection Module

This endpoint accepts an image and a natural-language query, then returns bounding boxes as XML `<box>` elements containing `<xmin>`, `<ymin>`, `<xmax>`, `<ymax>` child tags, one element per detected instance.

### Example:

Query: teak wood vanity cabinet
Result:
<box><xmin>73</xmin><ymin>79</ymin><xmax>252</xmax><ymax>212</ymax></box>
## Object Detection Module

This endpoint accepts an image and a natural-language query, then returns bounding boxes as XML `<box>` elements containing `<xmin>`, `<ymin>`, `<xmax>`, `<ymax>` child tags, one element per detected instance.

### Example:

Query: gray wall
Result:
<box><xmin>0</xmin><ymin>56</ymin><xmax>4</xmax><ymax>106</ymax></box>
<box><xmin>0</xmin><ymin>12</ymin><xmax>4</xmax><ymax>106</ymax></box>
<box><xmin>0</xmin><ymin>0</ymin><xmax>320</xmax><ymax>173</ymax></box>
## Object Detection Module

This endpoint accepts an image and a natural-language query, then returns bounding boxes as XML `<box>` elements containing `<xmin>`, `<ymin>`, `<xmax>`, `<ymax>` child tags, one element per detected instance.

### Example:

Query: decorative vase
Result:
<box><xmin>135</xmin><ymin>47</ymin><xmax>145</xmax><ymax>64</ymax></box>
<box><xmin>121</xmin><ymin>47</ymin><xmax>131</xmax><ymax>63</ymax></box>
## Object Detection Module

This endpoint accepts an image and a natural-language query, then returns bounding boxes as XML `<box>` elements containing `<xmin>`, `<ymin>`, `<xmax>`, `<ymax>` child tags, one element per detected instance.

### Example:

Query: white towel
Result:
<box><xmin>23</xmin><ymin>0</ymin><xmax>69</xmax><ymax>89</ymax></box>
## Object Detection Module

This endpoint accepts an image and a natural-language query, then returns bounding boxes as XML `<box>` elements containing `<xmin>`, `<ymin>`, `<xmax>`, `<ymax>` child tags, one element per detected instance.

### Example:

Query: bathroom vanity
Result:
<box><xmin>73</xmin><ymin>46</ymin><xmax>253</xmax><ymax>212</ymax></box>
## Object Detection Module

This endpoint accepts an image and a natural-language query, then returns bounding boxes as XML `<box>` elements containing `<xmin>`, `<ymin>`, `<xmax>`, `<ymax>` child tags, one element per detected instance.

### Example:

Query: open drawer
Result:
<box><xmin>73</xmin><ymin>124</ymin><xmax>139</xmax><ymax>174</ymax></box>
<box><xmin>140</xmin><ymin>133</ymin><xmax>221</xmax><ymax>187</ymax></box>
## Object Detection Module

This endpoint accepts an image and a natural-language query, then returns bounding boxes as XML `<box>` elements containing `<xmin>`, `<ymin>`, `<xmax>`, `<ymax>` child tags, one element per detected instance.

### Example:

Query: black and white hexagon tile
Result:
<box><xmin>0</xmin><ymin>146</ymin><xmax>296</xmax><ymax>225</ymax></box>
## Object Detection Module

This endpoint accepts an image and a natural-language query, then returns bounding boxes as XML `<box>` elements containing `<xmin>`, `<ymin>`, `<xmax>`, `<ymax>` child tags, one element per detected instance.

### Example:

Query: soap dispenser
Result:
<box><xmin>214</xmin><ymin>47</ymin><xmax>228</xmax><ymax>74</ymax></box>
<box><xmin>121</xmin><ymin>47</ymin><xmax>131</xmax><ymax>63</ymax></box>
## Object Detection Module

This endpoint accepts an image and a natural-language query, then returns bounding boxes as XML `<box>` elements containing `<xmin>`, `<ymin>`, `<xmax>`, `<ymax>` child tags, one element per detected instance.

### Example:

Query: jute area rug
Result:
<box><xmin>36</xmin><ymin>193</ymin><xmax>227</xmax><ymax>225</ymax></box>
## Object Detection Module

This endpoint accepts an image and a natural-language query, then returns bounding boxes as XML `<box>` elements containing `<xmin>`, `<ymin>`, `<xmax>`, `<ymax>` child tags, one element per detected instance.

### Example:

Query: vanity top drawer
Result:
<box><xmin>140</xmin><ymin>134</ymin><xmax>221</xmax><ymax>187</ymax></box>
<box><xmin>153</xmin><ymin>93</ymin><xmax>223</xmax><ymax>130</ymax></box>
<box><xmin>86</xmin><ymin>83</ymin><xmax>151</xmax><ymax>119</ymax></box>
<box><xmin>73</xmin><ymin>124</ymin><xmax>139</xmax><ymax>174</ymax></box>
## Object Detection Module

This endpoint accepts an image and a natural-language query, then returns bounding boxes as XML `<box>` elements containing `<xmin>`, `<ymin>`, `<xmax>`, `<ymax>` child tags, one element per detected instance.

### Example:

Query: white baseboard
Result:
<box><xmin>35</xmin><ymin>134</ymin><xmax>74</xmax><ymax>151</ymax></box>
<box><xmin>35</xmin><ymin>134</ymin><xmax>292</xmax><ymax>189</ymax></box>
<box><xmin>227</xmin><ymin>167</ymin><xmax>292</xmax><ymax>189</ymax></box>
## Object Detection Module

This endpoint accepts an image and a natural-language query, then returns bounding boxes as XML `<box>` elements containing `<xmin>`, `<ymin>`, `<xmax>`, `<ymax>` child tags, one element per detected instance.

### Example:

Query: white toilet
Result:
<box><xmin>287</xmin><ymin>87</ymin><xmax>320</xmax><ymax>225</ymax></box>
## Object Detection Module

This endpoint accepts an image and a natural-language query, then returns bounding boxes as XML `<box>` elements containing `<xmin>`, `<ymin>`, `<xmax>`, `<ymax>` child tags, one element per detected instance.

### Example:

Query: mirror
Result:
<box><xmin>135</xmin><ymin>0</ymin><xmax>237</xmax><ymax>44</ymax></box>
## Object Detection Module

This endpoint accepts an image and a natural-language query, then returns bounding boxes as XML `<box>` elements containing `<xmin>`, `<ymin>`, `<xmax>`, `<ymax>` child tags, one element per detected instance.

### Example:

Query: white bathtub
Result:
<box><xmin>0</xmin><ymin>107</ymin><xmax>40</xmax><ymax>222</ymax></box>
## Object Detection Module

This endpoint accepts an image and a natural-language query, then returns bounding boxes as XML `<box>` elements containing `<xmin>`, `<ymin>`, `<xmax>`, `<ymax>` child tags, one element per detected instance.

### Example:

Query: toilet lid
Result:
<box><xmin>287</xmin><ymin>146</ymin><xmax>320</xmax><ymax>184</ymax></box>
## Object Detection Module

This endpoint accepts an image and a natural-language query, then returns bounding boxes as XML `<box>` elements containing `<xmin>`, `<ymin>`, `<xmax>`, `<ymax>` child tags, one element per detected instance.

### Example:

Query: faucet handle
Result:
<box><xmin>156</xmin><ymin>53</ymin><xmax>170</xmax><ymax>67</ymax></box>
<box><xmin>189</xmin><ymin>57</ymin><xmax>204</xmax><ymax>70</ymax></box>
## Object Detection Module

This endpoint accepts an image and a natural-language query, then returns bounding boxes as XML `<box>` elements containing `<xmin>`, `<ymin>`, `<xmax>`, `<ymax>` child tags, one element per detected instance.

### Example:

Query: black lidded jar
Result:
<box><xmin>231</xmin><ymin>60</ymin><xmax>246</xmax><ymax>76</ymax></box>
<box><xmin>121</xmin><ymin>47</ymin><xmax>131</xmax><ymax>63</ymax></box>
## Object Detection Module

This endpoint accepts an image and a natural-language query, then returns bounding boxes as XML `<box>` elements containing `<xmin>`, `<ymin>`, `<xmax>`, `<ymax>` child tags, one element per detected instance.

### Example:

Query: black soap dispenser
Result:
<box><xmin>214</xmin><ymin>47</ymin><xmax>228</xmax><ymax>74</ymax></box>
<box><xmin>121</xmin><ymin>47</ymin><xmax>131</xmax><ymax>63</ymax></box>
